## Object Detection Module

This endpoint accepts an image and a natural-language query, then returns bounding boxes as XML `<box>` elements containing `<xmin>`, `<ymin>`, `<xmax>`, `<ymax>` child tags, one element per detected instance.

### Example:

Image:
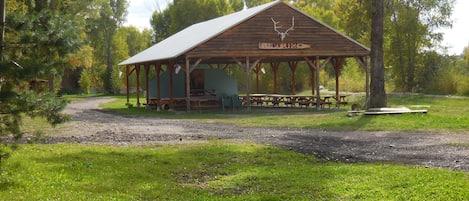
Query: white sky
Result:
<box><xmin>439</xmin><ymin>0</ymin><xmax>469</xmax><ymax>55</ymax></box>
<box><xmin>124</xmin><ymin>0</ymin><xmax>169</xmax><ymax>30</ymax></box>
<box><xmin>125</xmin><ymin>0</ymin><xmax>469</xmax><ymax>55</ymax></box>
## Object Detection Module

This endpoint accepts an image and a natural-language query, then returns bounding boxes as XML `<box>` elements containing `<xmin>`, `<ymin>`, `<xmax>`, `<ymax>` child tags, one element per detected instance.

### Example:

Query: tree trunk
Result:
<box><xmin>105</xmin><ymin>40</ymin><xmax>113</xmax><ymax>93</ymax></box>
<box><xmin>103</xmin><ymin>26</ymin><xmax>114</xmax><ymax>94</ymax></box>
<box><xmin>369</xmin><ymin>0</ymin><xmax>387</xmax><ymax>108</ymax></box>
<box><xmin>0</xmin><ymin>0</ymin><xmax>5</xmax><ymax>92</ymax></box>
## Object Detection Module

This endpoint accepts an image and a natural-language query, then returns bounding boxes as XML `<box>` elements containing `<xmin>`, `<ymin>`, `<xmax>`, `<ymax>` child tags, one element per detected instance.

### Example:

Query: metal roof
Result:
<box><xmin>119</xmin><ymin>1</ymin><xmax>280</xmax><ymax>66</ymax></box>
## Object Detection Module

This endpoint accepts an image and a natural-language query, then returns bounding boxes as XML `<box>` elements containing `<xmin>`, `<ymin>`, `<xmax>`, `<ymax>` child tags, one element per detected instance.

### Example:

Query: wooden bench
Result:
<box><xmin>320</xmin><ymin>97</ymin><xmax>332</xmax><ymax>109</ymax></box>
<box><xmin>191</xmin><ymin>98</ymin><xmax>220</xmax><ymax>111</ymax></box>
<box><xmin>147</xmin><ymin>98</ymin><xmax>187</xmax><ymax>110</ymax></box>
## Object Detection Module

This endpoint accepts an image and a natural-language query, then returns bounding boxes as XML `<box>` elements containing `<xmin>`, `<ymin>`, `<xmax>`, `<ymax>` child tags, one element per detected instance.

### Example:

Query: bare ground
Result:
<box><xmin>43</xmin><ymin>97</ymin><xmax>469</xmax><ymax>171</ymax></box>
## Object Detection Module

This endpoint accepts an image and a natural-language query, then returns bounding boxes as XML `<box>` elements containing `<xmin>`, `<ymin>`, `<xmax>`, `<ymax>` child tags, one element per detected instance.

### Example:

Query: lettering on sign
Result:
<box><xmin>258</xmin><ymin>42</ymin><xmax>311</xmax><ymax>50</ymax></box>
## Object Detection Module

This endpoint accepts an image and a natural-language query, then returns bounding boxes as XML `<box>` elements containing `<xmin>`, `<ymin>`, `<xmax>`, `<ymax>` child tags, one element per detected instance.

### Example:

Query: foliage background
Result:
<box><xmin>1</xmin><ymin>0</ymin><xmax>468</xmax><ymax>96</ymax></box>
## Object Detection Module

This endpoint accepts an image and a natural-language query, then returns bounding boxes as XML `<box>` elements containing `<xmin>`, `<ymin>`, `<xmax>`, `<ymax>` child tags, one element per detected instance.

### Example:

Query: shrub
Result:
<box><xmin>79</xmin><ymin>70</ymin><xmax>91</xmax><ymax>94</ymax></box>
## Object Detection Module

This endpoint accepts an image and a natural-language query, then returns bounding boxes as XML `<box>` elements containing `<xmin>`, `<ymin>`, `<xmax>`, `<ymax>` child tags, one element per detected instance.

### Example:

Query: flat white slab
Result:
<box><xmin>364</xmin><ymin>107</ymin><xmax>427</xmax><ymax>115</ymax></box>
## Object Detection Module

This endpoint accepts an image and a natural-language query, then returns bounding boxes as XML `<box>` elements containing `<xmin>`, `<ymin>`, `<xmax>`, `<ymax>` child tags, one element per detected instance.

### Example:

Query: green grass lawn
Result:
<box><xmin>101</xmin><ymin>94</ymin><xmax>469</xmax><ymax>133</ymax></box>
<box><xmin>1</xmin><ymin>141</ymin><xmax>468</xmax><ymax>200</ymax></box>
<box><xmin>5</xmin><ymin>94</ymin><xmax>468</xmax><ymax>200</ymax></box>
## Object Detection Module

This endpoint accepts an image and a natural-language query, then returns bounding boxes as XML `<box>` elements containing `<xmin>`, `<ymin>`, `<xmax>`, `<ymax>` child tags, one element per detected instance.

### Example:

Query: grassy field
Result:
<box><xmin>3</xmin><ymin>94</ymin><xmax>468</xmax><ymax>200</ymax></box>
<box><xmin>1</xmin><ymin>141</ymin><xmax>468</xmax><ymax>200</ymax></box>
<box><xmin>102</xmin><ymin>94</ymin><xmax>469</xmax><ymax>133</ymax></box>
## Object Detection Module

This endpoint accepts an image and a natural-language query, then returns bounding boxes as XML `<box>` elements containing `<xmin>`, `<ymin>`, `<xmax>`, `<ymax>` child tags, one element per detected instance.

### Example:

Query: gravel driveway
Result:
<box><xmin>47</xmin><ymin>97</ymin><xmax>469</xmax><ymax>171</ymax></box>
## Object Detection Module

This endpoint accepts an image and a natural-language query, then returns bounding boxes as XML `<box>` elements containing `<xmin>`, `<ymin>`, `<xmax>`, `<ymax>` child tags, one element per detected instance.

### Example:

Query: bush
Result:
<box><xmin>456</xmin><ymin>76</ymin><xmax>469</xmax><ymax>95</ymax></box>
<box><xmin>337</xmin><ymin>60</ymin><xmax>366</xmax><ymax>92</ymax></box>
<box><xmin>79</xmin><ymin>70</ymin><xmax>91</xmax><ymax>94</ymax></box>
<box><xmin>429</xmin><ymin>69</ymin><xmax>459</xmax><ymax>95</ymax></box>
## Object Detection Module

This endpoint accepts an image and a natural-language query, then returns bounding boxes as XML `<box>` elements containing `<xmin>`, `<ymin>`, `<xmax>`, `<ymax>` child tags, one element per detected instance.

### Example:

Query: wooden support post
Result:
<box><xmin>188</xmin><ymin>58</ymin><xmax>203</xmax><ymax>73</ymax></box>
<box><xmin>332</xmin><ymin>57</ymin><xmax>345</xmax><ymax>108</ymax></box>
<box><xmin>185</xmin><ymin>58</ymin><xmax>191</xmax><ymax>111</ymax></box>
<box><xmin>136</xmin><ymin>65</ymin><xmax>141</xmax><ymax>107</ymax></box>
<box><xmin>237</xmin><ymin>57</ymin><xmax>262</xmax><ymax>111</ymax></box>
<box><xmin>315</xmin><ymin>57</ymin><xmax>321</xmax><ymax>109</ymax></box>
<box><xmin>169</xmin><ymin>61</ymin><xmax>174</xmax><ymax>108</ymax></box>
<box><xmin>254</xmin><ymin>63</ymin><xmax>262</xmax><ymax>94</ymax></box>
<box><xmin>311</xmin><ymin>66</ymin><xmax>315</xmax><ymax>95</ymax></box>
<box><xmin>304</xmin><ymin>58</ymin><xmax>316</xmax><ymax>96</ymax></box>
<box><xmin>246</xmin><ymin>57</ymin><xmax>251</xmax><ymax>111</ymax></box>
<box><xmin>305</xmin><ymin>56</ymin><xmax>332</xmax><ymax>110</ymax></box>
<box><xmin>304</xmin><ymin>57</ymin><xmax>319</xmax><ymax>109</ymax></box>
<box><xmin>270</xmin><ymin>62</ymin><xmax>280</xmax><ymax>94</ymax></box>
<box><xmin>288</xmin><ymin>61</ymin><xmax>298</xmax><ymax>95</ymax></box>
<box><xmin>144</xmin><ymin>64</ymin><xmax>150</xmax><ymax>106</ymax></box>
<box><xmin>355</xmin><ymin>56</ymin><xmax>370</xmax><ymax>107</ymax></box>
<box><xmin>222</xmin><ymin>63</ymin><xmax>229</xmax><ymax>70</ymax></box>
<box><xmin>155</xmin><ymin>63</ymin><xmax>161</xmax><ymax>101</ymax></box>
<box><xmin>126</xmin><ymin>65</ymin><xmax>130</xmax><ymax>104</ymax></box>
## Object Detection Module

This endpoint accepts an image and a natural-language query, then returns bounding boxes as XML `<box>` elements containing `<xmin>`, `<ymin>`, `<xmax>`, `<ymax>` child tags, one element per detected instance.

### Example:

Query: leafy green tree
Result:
<box><xmin>63</xmin><ymin>45</ymin><xmax>94</xmax><ymax>93</ymax></box>
<box><xmin>464</xmin><ymin>46</ymin><xmax>469</xmax><ymax>68</ymax></box>
<box><xmin>230</xmin><ymin>0</ymin><xmax>272</xmax><ymax>11</ymax></box>
<box><xmin>117</xmin><ymin>26</ymin><xmax>152</xmax><ymax>56</ymax></box>
<box><xmin>293</xmin><ymin>0</ymin><xmax>341</xmax><ymax>30</ymax></box>
<box><xmin>336</xmin><ymin>0</ymin><xmax>454</xmax><ymax>93</ymax></box>
<box><xmin>151</xmin><ymin>0</ymin><xmax>236</xmax><ymax>42</ymax></box>
<box><xmin>387</xmin><ymin>0</ymin><xmax>454</xmax><ymax>92</ymax></box>
<box><xmin>151</xmin><ymin>8</ymin><xmax>171</xmax><ymax>43</ymax></box>
<box><xmin>79</xmin><ymin>69</ymin><xmax>92</xmax><ymax>94</ymax></box>
<box><xmin>334</xmin><ymin>0</ymin><xmax>371</xmax><ymax>46</ymax></box>
<box><xmin>86</xmin><ymin>0</ymin><xmax>128</xmax><ymax>94</ymax></box>
<box><xmin>112</xmin><ymin>26</ymin><xmax>152</xmax><ymax>93</ymax></box>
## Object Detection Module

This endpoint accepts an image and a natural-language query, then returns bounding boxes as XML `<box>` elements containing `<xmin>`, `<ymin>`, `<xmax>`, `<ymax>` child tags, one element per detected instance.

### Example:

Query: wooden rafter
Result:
<box><xmin>288</xmin><ymin>61</ymin><xmax>298</xmax><ymax>95</ymax></box>
<box><xmin>332</xmin><ymin>57</ymin><xmax>345</xmax><ymax>108</ymax></box>
<box><xmin>270</xmin><ymin>62</ymin><xmax>280</xmax><ymax>94</ymax></box>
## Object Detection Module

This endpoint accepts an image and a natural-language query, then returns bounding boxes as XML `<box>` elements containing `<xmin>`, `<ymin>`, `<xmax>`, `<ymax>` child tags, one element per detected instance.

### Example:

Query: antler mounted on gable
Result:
<box><xmin>271</xmin><ymin>16</ymin><xmax>295</xmax><ymax>41</ymax></box>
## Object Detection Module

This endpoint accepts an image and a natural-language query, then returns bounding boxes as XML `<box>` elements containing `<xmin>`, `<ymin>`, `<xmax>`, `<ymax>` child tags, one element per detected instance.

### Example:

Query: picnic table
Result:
<box><xmin>267</xmin><ymin>94</ymin><xmax>284</xmax><ymax>107</ymax></box>
<box><xmin>320</xmin><ymin>96</ymin><xmax>333</xmax><ymax>108</ymax></box>
<box><xmin>332</xmin><ymin>95</ymin><xmax>348</xmax><ymax>108</ymax></box>
<box><xmin>283</xmin><ymin>95</ymin><xmax>297</xmax><ymax>107</ymax></box>
<box><xmin>239</xmin><ymin>94</ymin><xmax>347</xmax><ymax>109</ymax></box>
<box><xmin>297</xmin><ymin>96</ymin><xmax>315</xmax><ymax>108</ymax></box>
<box><xmin>250</xmin><ymin>94</ymin><xmax>267</xmax><ymax>107</ymax></box>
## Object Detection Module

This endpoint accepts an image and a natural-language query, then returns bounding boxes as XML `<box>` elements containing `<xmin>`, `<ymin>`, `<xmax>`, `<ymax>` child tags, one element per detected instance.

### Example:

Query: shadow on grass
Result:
<box><xmin>13</xmin><ymin>143</ymin><xmax>337</xmax><ymax>200</ymax></box>
<box><xmin>311</xmin><ymin>114</ymin><xmax>374</xmax><ymax>131</ymax></box>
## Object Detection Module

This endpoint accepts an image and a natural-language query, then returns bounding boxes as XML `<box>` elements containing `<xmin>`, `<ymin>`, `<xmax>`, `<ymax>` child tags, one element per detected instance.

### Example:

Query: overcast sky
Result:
<box><xmin>125</xmin><ymin>0</ymin><xmax>469</xmax><ymax>55</ymax></box>
<box><xmin>124</xmin><ymin>0</ymin><xmax>168</xmax><ymax>29</ymax></box>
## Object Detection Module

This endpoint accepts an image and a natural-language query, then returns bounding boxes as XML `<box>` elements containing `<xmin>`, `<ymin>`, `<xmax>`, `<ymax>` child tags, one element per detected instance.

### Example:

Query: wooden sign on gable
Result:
<box><xmin>258</xmin><ymin>42</ymin><xmax>311</xmax><ymax>49</ymax></box>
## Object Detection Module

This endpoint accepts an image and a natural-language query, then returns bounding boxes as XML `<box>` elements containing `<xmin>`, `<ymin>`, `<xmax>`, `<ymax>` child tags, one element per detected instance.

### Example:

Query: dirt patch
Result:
<box><xmin>42</xmin><ymin>97</ymin><xmax>469</xmax><ymax>171</ymax></box>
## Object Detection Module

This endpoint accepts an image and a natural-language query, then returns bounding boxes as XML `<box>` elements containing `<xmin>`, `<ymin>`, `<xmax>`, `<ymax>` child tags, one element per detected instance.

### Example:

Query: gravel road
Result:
<box><xmin>45</xmin><ymin>97</ymin><xmax>469</xmax><ymax>171</ymax></box>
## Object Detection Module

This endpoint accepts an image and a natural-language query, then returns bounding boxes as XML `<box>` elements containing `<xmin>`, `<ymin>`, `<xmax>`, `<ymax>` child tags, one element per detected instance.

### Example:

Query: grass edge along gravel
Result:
<box><xmin>100</xmin><ymin>94</ymin><xmax>469</xmax><ymax>133</ymax></box>
<box><xmin>1</xmin><ymin>141</ymin><xmax>469</xmax><ymax>200</ymax></box>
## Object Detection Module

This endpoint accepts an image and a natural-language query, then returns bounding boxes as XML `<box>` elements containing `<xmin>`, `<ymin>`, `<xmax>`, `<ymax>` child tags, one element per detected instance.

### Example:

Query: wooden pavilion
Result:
<box><xmin>119</xmin><ymin>0</ymin><xmax>370</xmax><ymax>111</ymax></box>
